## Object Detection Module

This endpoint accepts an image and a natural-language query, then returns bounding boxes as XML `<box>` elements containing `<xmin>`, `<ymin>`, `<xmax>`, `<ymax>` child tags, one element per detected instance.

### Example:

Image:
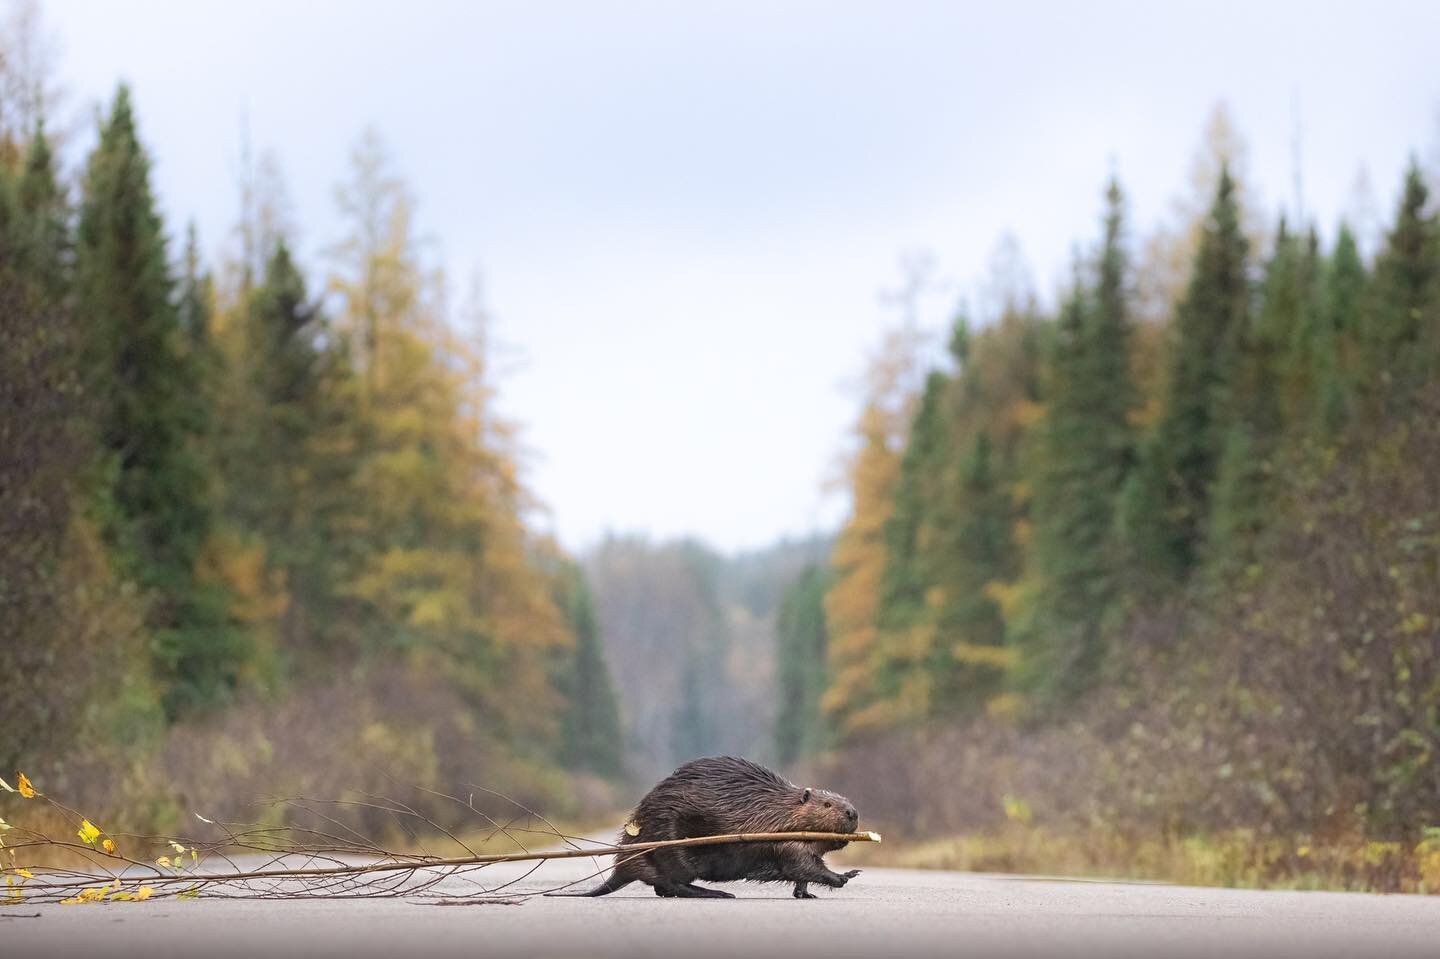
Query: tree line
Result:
<box><xmin>779</xmin><ymin>114</ymin><xmax>1440</xmax><ymax>841</ymax></box>
<box><xmin>0</xmin><ymin>78</ymin><xmax>624</xmax><ymax>821</ymax></box>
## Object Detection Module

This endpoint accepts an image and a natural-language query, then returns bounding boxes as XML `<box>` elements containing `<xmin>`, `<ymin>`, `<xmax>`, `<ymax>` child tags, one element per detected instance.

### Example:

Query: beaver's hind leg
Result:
<box><xmin>654</xmin><ymin>880</ymin><xmax>735</xmax><ymax>898</ymax></box>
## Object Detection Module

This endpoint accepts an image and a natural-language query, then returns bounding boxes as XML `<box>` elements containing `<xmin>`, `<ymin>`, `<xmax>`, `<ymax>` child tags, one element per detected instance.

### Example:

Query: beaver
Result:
<box><xmin>552</xmin><ymin>755</ymin><xmax>862</xmax><ymax>899</ymax></box>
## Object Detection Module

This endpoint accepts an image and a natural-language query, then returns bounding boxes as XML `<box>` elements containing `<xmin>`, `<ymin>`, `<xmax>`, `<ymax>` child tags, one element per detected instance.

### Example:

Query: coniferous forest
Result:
<box><xmin>1</xmin><ymin>79</ymin><xmax>626</xmax><ymax>825</ymax></box>
<box><xmin>4</xmin><ymin>2</ymin><xmax>1440</xmax><ymax>892</ymax></box>
<box><xmin>777</xmin><ymin>121</ymin><xmax>1440</xmax><ymax>886</ymax></box>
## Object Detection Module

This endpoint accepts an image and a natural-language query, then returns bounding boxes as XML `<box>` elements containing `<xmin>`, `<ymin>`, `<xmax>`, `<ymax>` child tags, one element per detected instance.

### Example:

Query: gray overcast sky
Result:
<box><xmin>42</xmin><ymin>0</ymin><xmax>1440</xmax><ymax>553</ymax></box>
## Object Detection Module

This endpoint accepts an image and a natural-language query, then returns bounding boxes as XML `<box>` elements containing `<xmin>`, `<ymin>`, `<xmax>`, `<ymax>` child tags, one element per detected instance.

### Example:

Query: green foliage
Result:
<box><xmin>1013</xmin><ymin>182</ymin><xmax>1137</xmax><ymax>702</ymax></box>
<box><xmin>75</xmin><ymin>85</ymin><xmax>246</xmax><ymax>715</ymax></box>
<box><xmin>3</xmin><ymin>81</ymin><xmax>605</xmax><ymax>819</ymax></box>
<box><xmin>878</xmin><ymin>370</ymin><xmax>949</xmax><ymax>632</ymax></box>
<box><xmin>1313</xmin><ymin>223</ymin><xmax>1366</xmax><ymax>433</ymax></box>
<box><xmin>775</xmin><ymin>565</ymin><xmax>831</xmax><ymax>764</ymax></box>
<box><xmin>1362</xmin><ymin>161</ymin><xmax>1440</xmax><ymax>395</ymax></box>
<box><xmin>1128</xmin><ymin>166</ymin><xmax>1251</xmax><ymax>580</ymax></box>
<box><xmin>553</xmin><ymin>562</ymin><xmax>625</xmax><ymax>779</ymax></box>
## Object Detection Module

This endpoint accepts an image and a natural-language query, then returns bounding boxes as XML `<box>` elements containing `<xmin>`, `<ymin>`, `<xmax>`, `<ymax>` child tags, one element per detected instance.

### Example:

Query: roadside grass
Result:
<box><xmin>841</xmin><ymin>823</ymin><xmax>1440</xmax><ymax>894</ymax></box>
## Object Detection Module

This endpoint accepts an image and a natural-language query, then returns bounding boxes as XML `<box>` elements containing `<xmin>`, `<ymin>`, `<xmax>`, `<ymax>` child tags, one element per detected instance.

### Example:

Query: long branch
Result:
<box><xmin>17</xmin><ymin>830</ymin><xmax>882</xmax><ymax>892</ymax></box>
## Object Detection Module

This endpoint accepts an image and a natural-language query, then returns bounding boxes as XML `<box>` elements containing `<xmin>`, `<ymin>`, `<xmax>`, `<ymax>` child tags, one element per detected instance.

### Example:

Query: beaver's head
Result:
<box><xmin>793</xmin><ymin>786</ymin><xmax>859</xmax><ymax>834</ymax></box>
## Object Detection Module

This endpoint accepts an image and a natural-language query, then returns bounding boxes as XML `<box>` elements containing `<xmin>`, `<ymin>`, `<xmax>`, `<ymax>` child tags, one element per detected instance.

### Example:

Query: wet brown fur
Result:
<box><xmin>550</xmin><ymin>756</ymin><xmax>862</xmax><ymax>899</ymax></box>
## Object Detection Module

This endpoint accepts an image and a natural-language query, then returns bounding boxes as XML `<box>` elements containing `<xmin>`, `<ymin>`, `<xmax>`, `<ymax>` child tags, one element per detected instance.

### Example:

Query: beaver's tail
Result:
<box><xmin>543</xmin><ymin>873</ymin><xmax>634</xmax><ymax>897</ymax></box>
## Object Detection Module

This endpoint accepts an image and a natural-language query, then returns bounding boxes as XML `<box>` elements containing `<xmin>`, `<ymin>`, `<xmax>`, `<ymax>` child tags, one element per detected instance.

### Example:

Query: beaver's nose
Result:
<box><xmin>845</xmin><ymin>807</ymin><xmax>858</xmax><ymax>823</ymax></box>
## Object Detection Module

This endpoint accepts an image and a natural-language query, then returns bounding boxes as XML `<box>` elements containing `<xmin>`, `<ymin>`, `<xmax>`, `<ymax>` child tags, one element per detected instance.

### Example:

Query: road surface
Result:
<box><xmin>6</xmin><ymin>856</ymin><xmax>1440</xmax><ymax>958</ymax></box>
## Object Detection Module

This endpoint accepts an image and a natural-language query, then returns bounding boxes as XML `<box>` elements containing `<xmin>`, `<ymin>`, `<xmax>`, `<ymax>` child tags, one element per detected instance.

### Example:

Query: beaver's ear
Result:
<box><xmin>801</xmin><ymin>788</ymin><xmax>811</xmax><ymax>803</ymax></box>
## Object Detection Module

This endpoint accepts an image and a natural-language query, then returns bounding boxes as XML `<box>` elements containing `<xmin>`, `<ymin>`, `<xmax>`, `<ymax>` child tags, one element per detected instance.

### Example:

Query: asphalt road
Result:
<box><xmin>7</xmin><ymin>855</ymin><xmax>1440</xmax><ymax>959</ymax></box>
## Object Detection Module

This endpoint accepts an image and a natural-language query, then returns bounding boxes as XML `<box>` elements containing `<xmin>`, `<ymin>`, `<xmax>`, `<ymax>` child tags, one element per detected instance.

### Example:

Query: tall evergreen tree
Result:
<box><xmin>176</xmin><ymin>223</ymin><xmax>213</xmax><ymax>348</ymax></box>
<box><xmin>1312</xmin><ymin>223</ymin><xmax>1367</xmax><ymax>432</ymax></box>
<box><xmin>1207</xmin><ymin>219</ymin><xmax>1314</xmax><ymax>565</ymax></box>
<box><xmin>1120</xmin><ymin>167</ymin><xmax>1250</xmax><ymax>581</ymax></box>
<box><xmin>76</xmin><ymin>85</ymin><xmax>244</xmax><ymax>715</ymax></box>
<box><xmin>775</xmin><ymin>564</ymin><xmax>831</xmax><ymax>764</ymax></box>
<box><xmin>1363</xmin><ymin>161</ymin><xmax>1439</xmax><ymax>394</ymax></box>
<box><xmin>925</xmin><ymin>429</ymin><xmax>1012</xmax><ymax>712</ymax></box>
<box><xmin>877</xmin><ymin>370</ymin><xmax>949</xmax><ymax>634</ymax></box>
<box><xmin>1015</xmin><ymin>181</ymin><xmax>1136</xmax><ymax>701</ymax></box>
<box><xmin>0</xmin><ymin>128</ymin><xmax>85</xmax><ymax>728</ymax></box>
<box><xmin>554</xmin><ymin>561</ymin><xmax>625</xmax><ymax>778</ymax></box>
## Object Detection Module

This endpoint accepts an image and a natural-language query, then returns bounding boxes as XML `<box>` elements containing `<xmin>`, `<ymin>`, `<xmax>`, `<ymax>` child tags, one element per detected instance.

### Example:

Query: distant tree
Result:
<box><xmin>554</xmin><ymin>561</ymin><xmax>625</xmax><ymax>778</ymax></box>
<box><xmin>1362</xmin><ymin>161</ymin><xmax>1439</xmax><ymax>394</ymax></box>
<box><xmin>75</xmin><ymin>86</ymin><xmax>245</xmax><ymax>715</ymax></box>
<box><xmin>1014</xmin><ymin>181</ymin><xmax>1136</xmax><ymax>702</ymax></box>
<box><xmin>1207</xmin><ymin>218</ymin><xmax>1314</xmax><ymax>565</ymax></box>
<box><xmin>925</xmin><ymin>429</ymin><xmax>1012</xmax><ymax>711</ymax></box>
<box><xmin>1120</xmin><ymin>167</ymin><xmax>1250</xmax><ymax>582</ymax></box>
<box><xmin>877</xmin><ymin>370</ymin><xmax>949</xmax><ymax>634</ymax></box>
<box><xmin>1311</xmin><ymin>222</ymin><xmax>1367</xmax><ymax>433</ymax></box>
<box><xmin>821</xmin><ymin>326</ymin><xmax>922</xmax><ymax>737</ymax></box>
<box><xmin>775</xmin><ymin>564</ymin><xmax>831</xmax><ymax>764</ymax></box>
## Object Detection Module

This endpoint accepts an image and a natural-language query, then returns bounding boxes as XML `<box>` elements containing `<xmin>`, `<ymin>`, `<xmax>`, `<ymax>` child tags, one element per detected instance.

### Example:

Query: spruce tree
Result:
<box><xmin>0</xmin><ymin>128</ymin><xmax>85</xmax><ymax>714</ymax></box>
<box><xmin>775</xmin><ymin>564</ymin><xmax>831</xmax><ymax>764</ymax></box>
<box><xmin>1314</xmin><ymin>223</ymin><xmax>1366</xmax><ymax>432</ymax></box>
<box><xmin>75</xmin><ymin>85</ymin><xmax>244</xmax><ymax>715</ymax></box>
<box><xmin>926</xmin><ymin>430</ymin><xmax>1011</xmax><ymax>712</ymax></box>
<box><xmin>1017</xmin><ymin>181</ymin><xmax>1136</xmax><ymax>701</ymax></box>
<box><xmin>1123</xmin><ymin>167</ymin><xmax>1250</xmax><ymax>580</ymax></box>
<box><xmin>1207</xmin><ymin>219</ymin><xmax>1309</xmax><ymax>564</ymax></box>
<box><xmin>554</xmin><ymin>562</ymin><xmax>625</xmax><ymax>778</ymax></box>
<box><xmin>1363</xmin><ymin>161</ymin><xmax>1439</xmax><ymax>394</ymax></box>
<box><xmin>176</xmin><ymin>223</ymin><xmax>213</xmax><ymax>348</ymax></box>
<box><xmin>877</xmin><ymin>370</ymin><xmax>949</xmax><ymax>634</ymax></box>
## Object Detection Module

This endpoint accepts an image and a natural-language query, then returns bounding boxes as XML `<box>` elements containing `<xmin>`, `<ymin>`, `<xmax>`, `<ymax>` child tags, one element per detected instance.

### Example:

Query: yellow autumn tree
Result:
<box><xmin>327</xmin><ymin>132</ymin><xmax>570</xmax><ymax>748</ymax></box>
<box><xmin>821</xmin><ymin>326</ymin><xmax>925</xmax><ymax>737</ymax></box>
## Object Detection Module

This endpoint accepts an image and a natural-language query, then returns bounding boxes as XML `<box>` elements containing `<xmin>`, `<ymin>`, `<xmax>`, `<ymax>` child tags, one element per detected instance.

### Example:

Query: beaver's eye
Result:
<box><xmin>824</xmin><ymin>801</ymin><xmax>832</xmax><ymax>808</ymax></box>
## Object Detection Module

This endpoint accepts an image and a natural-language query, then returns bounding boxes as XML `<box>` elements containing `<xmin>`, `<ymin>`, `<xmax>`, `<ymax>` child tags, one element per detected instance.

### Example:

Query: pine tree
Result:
<box><xmin>554</xmin><ymin>561</ymin><xmax>625</xmax><ymax>778</ymax></box>
<box><xmin>1015</xmin><ymin>181</ymin><xmax>1137</xmax><ymax>701</ymax></box>
<box><xmin>926</xmin><ymin>430</ymin><xmax>1012</xmax><ymax>711</ymax></box>
<box><xmin>1363</xmin><ymin>161</ymin><xmax>1439</xmax><ymax>394</ymax></box>
<box><xmin>820</xmin><ymin>326</ymin><xmax>922</xmax><ymax>737</ymax></box>
<box><xmin>1121</xmin><ymin>166</ymin><xmax>1251</xmax><ymax>581</ymax></box>
<box><xmin>0</xmin><ymin>127</ymin><xmax>83</xmax><ymax>705</ymax></box>
<box><xmin>877</xmin><ymin>370</ymin><xmax>949</xmax><ymax>634</ymax></box>
<box><xmin>75</xmin><ymin>85</ymin><xmax>245</xmax><ymax>715</ymax></box>
<box><xmin>176</xmin><ymin>223</ymin><xmax>213</xmax><ymax>348</ymax></box>
<box><xmin>14</xmin><ymin>126</ymin><xmax>67</xmax><ymax>286</ymax></box>
<box><xmin>1313</xmin><ymin>223</ymin><xmax>1367</xmax><ymax>432</ymax></box>
<box><xmin>775</xmin><ymin>564</ymin><xmax>831</xmax><ymax>764</ymax></box>
<box><xmin>1207</xmin><ymin>219</ymin><xmax>1308</xmax><ymax>565</ymax></box>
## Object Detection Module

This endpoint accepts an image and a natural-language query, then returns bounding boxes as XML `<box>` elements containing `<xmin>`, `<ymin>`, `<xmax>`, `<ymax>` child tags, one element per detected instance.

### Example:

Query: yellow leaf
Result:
<box><xmin>156</xmin><ymin>856</ymin><xmax>172</xmax><ymax>869</ymax></box>
<box><xmin>623</xmin><ymin>822</ymin><xmax>641</xmax><ymax>837</ymax></box>
<box><xmin>77</xmin><ymin>819</ymin><xmax>101</xmax><ymax>845</ymax></box>
<box><xmin>102</xmin><ymin>838</ymin><xmax>116</xmax><ymax>855</ymax></box>
<box><xmin>190</xmin><ymin>848</ymin><xmax>198</xmax><ymax>864</ymax></box>
<box><xmin>169</xmin><ymin>841</ymin><xmax>186</xmax><ymax>854</ymax></box>
<box><xmin>0</xmin><ymin>816</ymin><xmax>11</xmax><ymax>831</ymax></box>
<box><xmin>16</xmin><ymin>773</ymin><xmax>35</xmax><ymax>799</ymax></box>
<box><xmin>175</xmin><ymin>887</ymin><xmax>200</xmax><ymax>900</ymax></box>
<box><xmin>59</xmin><ymin>896</ymin><xmax>83</xmax><ymax>905</ymax></box>
<box><xmin>5</xmin><ymin>886</ymin><xmax>19</xmax><ymax>903</ymax></box>
<box><xmin>134</xmin><ymin>886</ymin><xmax>154</xmax><ymax>901</ymax></box>
<box><xmin>15</xmin><ymin>868</ymin><xmax>33</xmax><ymax>879</ymax></box>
